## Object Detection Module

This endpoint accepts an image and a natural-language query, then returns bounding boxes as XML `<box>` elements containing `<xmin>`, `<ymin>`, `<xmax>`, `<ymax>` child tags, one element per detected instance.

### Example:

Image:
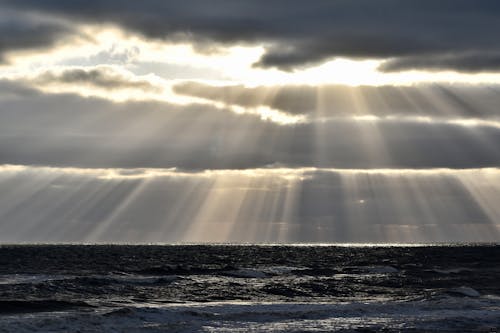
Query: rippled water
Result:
<box><xmin>0</xmin><ymin>244</ymin><xmax>498</xmax><ymax>332</ymax></box>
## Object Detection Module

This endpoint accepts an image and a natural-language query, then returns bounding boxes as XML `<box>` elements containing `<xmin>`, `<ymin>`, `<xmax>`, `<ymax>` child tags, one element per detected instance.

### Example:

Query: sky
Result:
<box><xmin>1</xmin><ymin>1</ymin><xmax>500</xmax><ymax>243</ymax></box>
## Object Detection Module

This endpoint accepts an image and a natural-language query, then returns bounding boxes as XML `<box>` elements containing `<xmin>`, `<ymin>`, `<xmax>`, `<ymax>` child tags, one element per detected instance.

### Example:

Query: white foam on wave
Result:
<box><xmin>109</xmin><ymin>274</ymin><xmax>178</xmax><ymax>284</ymax></box>
<box><xmin>0</xmin><ymin>274</ymin><xmax>69</xmax><ymax>285</ymax></box>
<box><xmin>262</xmin><ymin>266</ymin><xmax>309</xmax><ymax>275</ymax></box>
<box><xmin>224</xmin><ymin>266</ymin><xmax>308</xmax><ymax>278</ymax></box>
<box><xmin>346</xmin><ymin>266</ymin><xmax>399</xmax><ymax>274</ymax></box>
<box><xmin>1</xmin><ymin>297</ymin><xmax>499</xmax><ymax>332</ymax></box>
<box><xmin>0</xmin><ymin>273</ymin><xmax>179</xmax><ymax>286</ymax></box>
<box><xmin>449</xmin><ymin>286</ymin><xmax>481</xmax><ymax>297</ymax></box>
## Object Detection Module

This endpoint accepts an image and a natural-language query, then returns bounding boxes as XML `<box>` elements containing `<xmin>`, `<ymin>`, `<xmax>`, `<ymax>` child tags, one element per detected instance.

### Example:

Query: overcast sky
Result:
<box><xmin>1</xmin><ymin>1</ymin><xmax>499</xmax><ymax>243</ymax></box>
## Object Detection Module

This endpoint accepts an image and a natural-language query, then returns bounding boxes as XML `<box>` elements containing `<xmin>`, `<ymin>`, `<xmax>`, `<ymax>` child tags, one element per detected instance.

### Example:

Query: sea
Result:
<box><xmin>0</xmin><ymin>244</ymin><xmax>498</xmax><ymax>332</ymax></box>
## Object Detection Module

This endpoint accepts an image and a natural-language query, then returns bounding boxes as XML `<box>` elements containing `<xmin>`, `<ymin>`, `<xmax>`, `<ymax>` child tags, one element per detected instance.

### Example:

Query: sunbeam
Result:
<box><xmin>2</xmin><ymin>3</ymin><xmax>500</xmax><ymax>331</ymax></box>
<box><xmin>0</xmin><ymin>165</ymin><xmax>498</xmax><ymax>243</ymax></box>
<box><xmin>1</xmin><ymin>1</ymin><xmax>500</xmax><ymax>245</ymax></box>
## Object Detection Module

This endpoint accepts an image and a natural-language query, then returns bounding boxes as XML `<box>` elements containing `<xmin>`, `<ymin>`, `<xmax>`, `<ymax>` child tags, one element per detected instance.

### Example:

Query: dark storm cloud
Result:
<box><xmin>2</xmin><ymin>0</ymin><xmax>500</xmax><ymax>72</ymax></box>
<box><xmin>381</xmin><ymin>52</ymin><xmax>500</xmax><ymax>73</ymax></box>
<box><xmin>174</xmin><ymin>82</ymin><xmax>500</xmax><ymax>118</ymax></box>
<box><xmin>0</xmin><ymin>12</ymin><xmax>75</xmax><ymax>62</ymax></box>
<box><xmin>1</xmin><ymin>81</ymin><xmax>500</xmax><ymax>170</ymax></box>
<box><xmin>32</xmin><ymin>67</ymin><xmax>161</xmax><ymax>92</ymax></box>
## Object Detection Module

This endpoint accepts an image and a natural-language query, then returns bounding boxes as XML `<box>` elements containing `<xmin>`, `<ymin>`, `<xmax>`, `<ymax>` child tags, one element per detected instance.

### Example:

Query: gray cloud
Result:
<box><xmin>2</xmin><ymin>0</ymin><xmax>500</xmax><ymax>71</ymax></box>
<box><xmin>0</xmin><ymin>80</ymin><xmax>42</xmax><ymax>97</ymax></box>
<box><xmin>1</xmin><ymin>81</ymin><xmax>500</xmax><ymax>170</ymax></box>
<box><xmin>174</xmin><ymin>81</ymin><xmax>500</xmax><ymax>118</ymax></box>
<box><xmin>0</xmin><ymin>11</ymin><xmax>76</xmax><ymax>62</ymax></box>
<box><xmin>380</xmin><ymin>52</ymin><xmax>500</xmax><ymax>72</ymax></box>
<box><xmin>32</xmin><ymin>67</ymin><xmax>161</xmax><ymax>92</ymax></box>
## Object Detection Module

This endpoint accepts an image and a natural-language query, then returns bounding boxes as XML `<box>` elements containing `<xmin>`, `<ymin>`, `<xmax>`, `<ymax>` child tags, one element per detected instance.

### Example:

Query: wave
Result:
<box><xmin>0</xmin><ymin>300</ymin><xmax>94</xmax><ymax>314</ymax></box>
<box><xmin>1</xmin><ymin>298</ymin><xmax>499</xmax><ymax>332</ymax></box>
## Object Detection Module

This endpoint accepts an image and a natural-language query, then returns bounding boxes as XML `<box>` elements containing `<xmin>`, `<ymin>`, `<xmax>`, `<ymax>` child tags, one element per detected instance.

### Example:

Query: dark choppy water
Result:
<box><xmin>0</xmin><ymin>244</ymin><xmax>499</xmax><ymax>332</ymax></box>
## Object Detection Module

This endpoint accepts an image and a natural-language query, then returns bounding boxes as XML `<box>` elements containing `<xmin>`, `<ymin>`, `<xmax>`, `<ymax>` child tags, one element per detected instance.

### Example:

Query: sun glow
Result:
<box><xmin>230</xmin><ymin>57</ymin><xmax>500</xmax><ymax>87</ymax></box>
<box><xmin>1</xmin><ymin>11</ymin><xmax>500</xmax><ymax>244</ymax></box>
<box><xmin>4</xmin><ymin>24</ymin><xmax>500</xmax><ymax>90</ymax></box>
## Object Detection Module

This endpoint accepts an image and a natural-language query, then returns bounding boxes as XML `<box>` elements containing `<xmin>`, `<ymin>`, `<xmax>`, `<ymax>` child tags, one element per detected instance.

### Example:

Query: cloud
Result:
<box><xmin>31</xmin><ymin>66</ymin><xmax>162</xmax><ymax>92</ymax></box>
<box><xmin>380</xmin><ymin>52</ymin><xmax>500</xmax><ymax>73</ymax></box>
<box><xmin>2</xmin><ymin>2</ymin><xmax>500</xmax><ymax>244</ymax></box>
<box><xmin>0</xmin><ymin>80</ymin><xmax>41</xmax><ymax>97</ymax></box>
<box><xmin>0</xmin><ymin>11</ymin><xmax>77</xmax><ymax>63</ymax></box>
<box><xmin>173</xmin><ymin>81</ymin><xmax>500</xmax><ymax>118</ymax></box>
<box><xmin>1</xmin><ymin>81</ymin><xmax>500</xmax><ymax>170</ymax></box>
<box><xmin>3</xmin><ymin>0</ymin><xmax>500</xmax><ymax>72</ymax></box>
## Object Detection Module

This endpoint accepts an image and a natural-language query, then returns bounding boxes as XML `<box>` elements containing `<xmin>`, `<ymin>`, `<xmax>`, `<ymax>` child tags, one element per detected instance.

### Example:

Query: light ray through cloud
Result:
<box><xmin>0</xmin><ymin>165</ymin><xmax>499</xmax><ymax>243</ymax></box>
<box><xmin>1</xmin><ymin>1</ymin><xmax>500</xmax><ymax>243</ymax></box>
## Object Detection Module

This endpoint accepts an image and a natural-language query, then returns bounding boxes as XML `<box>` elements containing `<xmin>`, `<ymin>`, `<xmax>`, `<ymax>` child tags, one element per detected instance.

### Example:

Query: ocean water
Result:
<box><xmin>0</xmin><ymin>244</ymin><xmax>498</xmax><ymax>332</ymax></box>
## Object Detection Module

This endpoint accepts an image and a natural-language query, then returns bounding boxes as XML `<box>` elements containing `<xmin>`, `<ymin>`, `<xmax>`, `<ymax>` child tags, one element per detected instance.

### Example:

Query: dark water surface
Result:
<box><xmin>0</xmin><ymin>244</ymin><xmax>499</xmax><ymax>332</ymax></box>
